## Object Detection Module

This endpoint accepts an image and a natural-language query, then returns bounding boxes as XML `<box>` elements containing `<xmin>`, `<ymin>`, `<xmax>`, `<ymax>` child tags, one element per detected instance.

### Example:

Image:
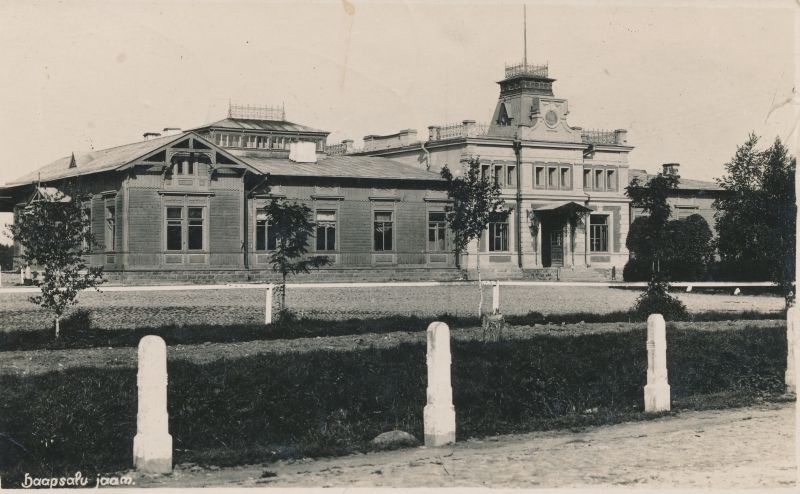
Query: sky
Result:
<box><xmin>0</xmin><ymin>0</ymin><xmax>797</xmax><ymax>238</ymax></box>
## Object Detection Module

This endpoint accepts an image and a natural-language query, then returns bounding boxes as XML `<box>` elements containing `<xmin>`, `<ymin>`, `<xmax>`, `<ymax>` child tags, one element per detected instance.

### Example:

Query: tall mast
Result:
<box><xmin>523</xmin><ymin>4</ymin><xmax>527</xmax><ymax>66</ymax></box>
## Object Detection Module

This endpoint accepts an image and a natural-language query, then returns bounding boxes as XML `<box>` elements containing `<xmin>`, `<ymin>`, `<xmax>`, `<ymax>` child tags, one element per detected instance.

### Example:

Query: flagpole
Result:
<box><xmin>523</xmin><ymin>4</ymin><xmax>527</xmax><ymax>67</ymax></box>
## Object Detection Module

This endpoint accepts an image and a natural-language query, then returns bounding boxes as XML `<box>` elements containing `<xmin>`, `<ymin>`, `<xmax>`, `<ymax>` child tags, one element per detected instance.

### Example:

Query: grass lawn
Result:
<box><xmin>0</xmin><ymin>285</ymin><xmax>785</xmax><ymax>331</ymax></box>
<box><xmin>0</xmin><ymin>318</ymin><xmax>788</xmax><ymax>486</ymax></box>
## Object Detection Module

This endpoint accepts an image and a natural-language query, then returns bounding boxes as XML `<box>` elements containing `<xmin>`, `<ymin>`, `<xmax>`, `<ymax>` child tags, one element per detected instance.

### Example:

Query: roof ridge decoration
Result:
<box><xmin>228</xmin><ymin>102</ymin><xmax>286</xmax><ymax>121</ymax></box>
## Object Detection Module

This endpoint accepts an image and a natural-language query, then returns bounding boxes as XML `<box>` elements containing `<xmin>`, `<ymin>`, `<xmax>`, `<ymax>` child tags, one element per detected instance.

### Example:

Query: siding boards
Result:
<box><xmin>127</xmin><ymin>188</ymin><xmax>162</xmax><ymax>267</ymax></box>
<box><xmin>209</xmin><ymin>190</ymin><xmax>242</xmax><ymax>266</ymax></box>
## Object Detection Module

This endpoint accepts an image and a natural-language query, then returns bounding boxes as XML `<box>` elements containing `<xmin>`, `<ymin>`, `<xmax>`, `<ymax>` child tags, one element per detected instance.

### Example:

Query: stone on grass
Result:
<box><xmin>133</xmin><ymin>335</ymin><xmax>172</xmax><ymax>474</ymax></box>
<box><xmin>424</xmin><ymin>322</ymin><xmax>456</xmax><ymax>447</ymax></box>
<box><xmin>370</xmin><ymin>430</ymin><xmax>420</xmax><ymax>451</ymax></box>
<box><xmin>644</xmin><ymin>314</ymin><xmax>670</xmax><ymax>412</ymax></box>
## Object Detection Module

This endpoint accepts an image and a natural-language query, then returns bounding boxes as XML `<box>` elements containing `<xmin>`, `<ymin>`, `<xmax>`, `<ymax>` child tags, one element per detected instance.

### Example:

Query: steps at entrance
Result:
<box><xmin>557</xmin><ymin>266</ymin><xmax>615</xmax><ymax>282</ymax></box>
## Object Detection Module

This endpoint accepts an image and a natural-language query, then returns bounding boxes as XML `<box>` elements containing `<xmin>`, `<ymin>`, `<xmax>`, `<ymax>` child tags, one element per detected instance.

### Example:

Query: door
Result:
<box><xmin>549</xmin><ymin>229</ymin><xmax>564</xmax><ymax>267</ymax></box>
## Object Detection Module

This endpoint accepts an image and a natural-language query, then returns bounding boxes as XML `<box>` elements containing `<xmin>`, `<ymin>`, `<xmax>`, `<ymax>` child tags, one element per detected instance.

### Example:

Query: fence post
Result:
<box><xmin>644</xmin><ymin>313</ymin><xmax>670</xmax><ymax>412</ymax></box>
<box><xmin>265</xmin><ymin>284</ymin><xmax>274</xmax><ymax>324</ymax></box>
<box><xmin>133</xmin><ymin>335</ymin><xmax>172</xmax><ymax>474</ymax></box>
<box><xmin>492</xmin><ymin>281</ymin><xmax>500</xmax><ymax>315</ymax></box>
<box><xmin>424</xmin><ymin>322</ymin><xmax>456</xmax><ymax>447</ymax></box>
<box><xmin>787</xmin><ymin>306</ymin><xmax>797</xmax><ymax>395</ymax></box>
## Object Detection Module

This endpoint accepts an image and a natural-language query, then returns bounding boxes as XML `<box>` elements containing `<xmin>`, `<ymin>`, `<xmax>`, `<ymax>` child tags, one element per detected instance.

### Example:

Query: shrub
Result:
<box><xmin>631</xmin><ymin>279</ymin><xmax>688</xmax><ymax>321</ymax></box>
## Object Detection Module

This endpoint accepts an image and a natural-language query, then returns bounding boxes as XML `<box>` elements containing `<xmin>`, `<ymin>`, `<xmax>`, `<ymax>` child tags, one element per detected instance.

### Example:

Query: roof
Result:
<box><xmin>191</xmin><ymin>117</ymin><xmax>329</xmax><ymax>135</ymax></box>
<box><xmin>5</xmin><ymin>133</ymin><xmax>184</xmax><ymax>186</ymax></box>
<box><xmin>532</xmin><ymin>201</ymin><xmax>593</xmax><ymax>212</ymax></box>
<box><xmin>239</xmin><ymin>154</ymin><xmax>444</xmax><ymax>181</ymax></box>
<box><xmin>628</xmin><ymin>168</ymin><xmax>721</xmax><ymax>191</ymax></box>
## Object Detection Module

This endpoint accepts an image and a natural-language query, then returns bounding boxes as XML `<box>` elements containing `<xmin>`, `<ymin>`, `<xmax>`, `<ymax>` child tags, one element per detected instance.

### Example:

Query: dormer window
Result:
<box><xmin>496</xmin><ymin>103</ymin><xmax>512</xmax><ymax>126</ymax></box>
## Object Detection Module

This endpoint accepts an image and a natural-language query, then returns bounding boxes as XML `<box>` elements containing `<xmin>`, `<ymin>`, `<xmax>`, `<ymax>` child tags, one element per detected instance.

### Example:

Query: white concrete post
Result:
<box><xmin>424</xmin><ymin>322</ymin><xmax>456</xmax><ymax>447</ymax></box>
<box><xmin>733</xmin><ymin>287</ymin><xmax>741</xmax><ymax>296</ymax></box>
<box><xmin>685</xmin><ymin>285</ymin><xmax>692</xmax><ymax>293</ymax></box>
<box><xmin>491</xmin><ymin>281</ymin><xmax>500</xmax><ymax>315</ymax></box>
<box><xmin>787</xmin><ymin>307</ymin><xmax>797</xmax><ymax>395</ymax></box>
<box><xmin>19</xmin><ymin>267</ymin><xmax>23</xmax><ymax>284</ymax></box>
<box><xmin>644</xmin><ymin>313</ymin><xmax>671</xmax><ymax>412</ymax></box>
<box><xmin>24</xmin><ymin>265</ymin><xmax>31</xmax><ymax>281</ymax></box>
<box><xmin>133</xmin><ymin>335</ymin><xmax>172</xmax><ymax>474</ymax></box>
<box><xmin>265</xmin><ymin>284</ymin><xmax>274</xmax><ymax>324</ymax></box>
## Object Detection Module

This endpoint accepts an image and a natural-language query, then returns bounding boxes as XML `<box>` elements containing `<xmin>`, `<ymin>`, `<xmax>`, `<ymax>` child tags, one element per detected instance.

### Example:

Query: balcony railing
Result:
<box><xmin>581</xmin><ymin>129</ymin><xmax>618</xmax><ymax>145</ymax></box>
<box><xmin>428</xmin><ymin>121</ymin><xmax>489</xmax><ymax>141</ymax></box>
<box><xmin>504</xmin><ymin>62</ymin><xmax>549</xmax><ymax>79</ymax></box>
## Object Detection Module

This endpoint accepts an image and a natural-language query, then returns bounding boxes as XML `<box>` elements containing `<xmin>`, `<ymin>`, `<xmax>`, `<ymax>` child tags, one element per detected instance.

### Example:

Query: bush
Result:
<box><xmin>631</xmin><ymin>280</ymin><xmax>688</xmax><ymax>321</ymax></box>
<box><xmin>623</xmin><ymin>257</ymin><xmax>651</xmax><ymax>282</ymax></box>
<box><xmin>0</xmin><ymin>324</ymin><xmax>785</xmax><ymax>485</ymax></box>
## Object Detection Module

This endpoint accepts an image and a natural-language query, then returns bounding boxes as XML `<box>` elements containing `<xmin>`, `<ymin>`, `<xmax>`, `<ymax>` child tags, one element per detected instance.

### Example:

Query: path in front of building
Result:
<box><xmin>133</xmin><ymin>402</ymin><xmax>796</xmax><ymax>489</ymax></box>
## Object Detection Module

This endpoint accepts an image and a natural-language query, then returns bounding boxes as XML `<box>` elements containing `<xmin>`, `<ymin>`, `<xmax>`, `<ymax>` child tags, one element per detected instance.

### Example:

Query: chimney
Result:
<box><xmin>342</xmin><ymin>139</ymin><xmax>354</xmax><ymax>154</ymax></box>
<box><xmin>143</xmin><ymin>132</ymin><xmax>161</xmax><ymax>141</ymax></box>
<box><xmin>614</xmin><ymin>129</ymin><xmax>628</xmax><ymax>145</ymax></box>
<box><xmin>289</xmin><ymin>141</ymin><xmax>317</xmax><ymax>163</ymax></box>
<box><xmin>462</xmin><ymin>120</ymin><xmax>476</xmax><ymax>137</ymax></box>
<box><xmin>162</xmin><ymin>127</ymin><xmax>182</xmax><ymax>136</ymax></box>
<box><xmin>662</xmin><ymin>163</ymin><xmax>680</xmax><ymax>176</ymax></box>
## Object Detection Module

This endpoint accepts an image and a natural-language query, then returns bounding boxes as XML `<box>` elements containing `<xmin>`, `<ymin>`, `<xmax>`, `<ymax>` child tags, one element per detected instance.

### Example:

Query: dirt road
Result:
<box><xmin>133</xmin><ymin>402</ymin><xmax>796</xmax><ymax>489</ymax></box>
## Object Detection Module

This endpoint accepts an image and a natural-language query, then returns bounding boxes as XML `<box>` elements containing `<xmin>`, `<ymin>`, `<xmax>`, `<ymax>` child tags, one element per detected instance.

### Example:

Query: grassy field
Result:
<box><xmin>0</xmin><ymin>284</ymin><xmax>785</xmax><ymax>331</ymax></box>
<box><xmin>0</xmin><ymin>323</ymin><xmax>786</xmax><ymax>486</ymax></box>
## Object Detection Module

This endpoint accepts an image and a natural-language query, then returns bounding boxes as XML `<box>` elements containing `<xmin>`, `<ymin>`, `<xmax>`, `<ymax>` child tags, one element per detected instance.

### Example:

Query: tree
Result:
<box><xmin>624</xmin><ymin>213</ymin><xmax>714</xmax><ymax>282</ymax></box>
<box><xmin>625</xmin><ymin>172</ymin><xmax>680</xmax><ymax>279</ymax></box>
<box><xmin>714</xmin><ymin>134</ymin><xmax>796</xmax><ymax>299</ymax></box>
<box><xmin>0</xmin><ymin>243</ymin><xmax>13</xmax><ymax>271</ymax></box>
<box><xmin>664</xmin><ymin>214</ymin><xmax>714</xmax><ymax>281</ymax></box>
<box><xmin>263</xmin><ymin>198</ymin><xmax>330</xmax><ymax>314</ymax></box>
<box><xmin>8</xmin><ymin>187</ymin><xmax>104</xmax><ymax>338</ymax></box>
<box><xmin>440</xmin><ymin>157</ymin><xmax>504</xmax><ymax>317</ymax></box>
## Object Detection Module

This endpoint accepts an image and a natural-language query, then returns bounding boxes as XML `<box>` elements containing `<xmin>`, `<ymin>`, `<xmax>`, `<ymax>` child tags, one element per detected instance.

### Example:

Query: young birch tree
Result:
<box><xmin>264</xmin><ymin>199</ymin><xmax>330</xmax><ymax>315</ymax></box>
<box><xmin>9</xmin><ymin>188</ymin><xmax>104</xmax><ymax>338</ymax></box>
<box><xmin>440</xmin><ymin>157</ymin><xmax>503</xmax><ymax>317</ymax></box>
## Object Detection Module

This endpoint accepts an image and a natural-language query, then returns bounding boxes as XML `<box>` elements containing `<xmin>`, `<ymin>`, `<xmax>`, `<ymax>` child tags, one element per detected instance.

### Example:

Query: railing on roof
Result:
<box><xmin>325</xmin><ymin>141</ymin><xmax>363</xmax><ymax>155</ymax></box>
<box><xmin>428</xmin><ymin>121</ymin><xmax>489</xmax><ymax>141</ymax></box>
<box><xmin>504</xmin><ymin>62</ymin><xmax>549</xmax><ymax>79</ymax></box>
<box><xmin>581</xmin><ymin>129</ymin><xmax>618</xmax><ymax>145</ymax></box>
<box><xmin>228</xmin><ymin>102</ymin><xmax>286</xmax><ymax>121</ymax></box>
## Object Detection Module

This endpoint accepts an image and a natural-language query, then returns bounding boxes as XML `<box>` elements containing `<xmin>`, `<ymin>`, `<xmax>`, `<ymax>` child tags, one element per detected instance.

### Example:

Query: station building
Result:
<box><xmin>337</xmin><ymin>62</ymin><xmax>634</xmax><ymax>280</ymax></box>
<box><xmin>0</xmin><ymin>106</ymin><xmax>458</xmax><ymax>283</ymax></box>
<box><xmin>0</xmin><ymin>63</ymin><xmax>720</xmax><ymax>283</ymax></box>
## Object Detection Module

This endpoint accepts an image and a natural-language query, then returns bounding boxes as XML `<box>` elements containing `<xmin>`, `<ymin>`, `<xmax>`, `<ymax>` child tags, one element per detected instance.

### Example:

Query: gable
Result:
<box><xmin>126</xmin><ymin>133</ymin><xmax>258</xmax><ymax>176</ymax></box>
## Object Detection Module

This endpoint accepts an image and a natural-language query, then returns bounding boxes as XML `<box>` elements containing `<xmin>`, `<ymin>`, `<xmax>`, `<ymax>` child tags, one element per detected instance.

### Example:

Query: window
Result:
<box><xmin>166</xmin><ymin>207</ymin><xmax>183</xmax><ymax>251</ymax></box>
<box><xmin>255</xmin><ymin>211</ymin><xmax>278</xmax><ymax>251</ymax></box>
<box><xmin>316</xmin><ymin>210</ymin><xmax>337</xmax><ymax>251</ymax></box>
<box><xmin>428</xmin><ymin>212</ymin><xmax>447</xmax><ymax>251</ymax></box>
<box><xmin>506</xmin><ymin>165</ymin><xmax>516</xmax><ymax>187</ymax></box>
<box><xmin>594</xmin><ymin>169</ymin><xmax>604</xmax><ymax>190</ymax></box>
<box><xmin>374</xmin><ymin>211</ymin><xmax>393</xmax><ymax>251</ymax></box>
<box><xmin>535</xmin><ymin>166</ymin><xmax>544</xmax><ymax>187</ymax></box>
<box><xmin>488</xmin><ymin>212</ymin><xmax>509</xmax><ymax>252</ymax></box>
<box><xmin>187</xmin><ymin>207</ymin><xmax>204</xmax><ymax>250</ymax></box>
<box><xmin>606</xmin><ymin>169</ymin><xmax>616</xmax><ymax>191</ymax></box>
<box><xmin>560</xmin><ymin>167</ymin><xmax>571</xmax><ymax>189</ymax></box>
<box><xmin>493</xmin><ymin>166</ymin><xmax>504</xmax><ymax>187</ymax></box>
<box><xmin>105</xmin><ymin>206</ymin><xmax>116</xmax><ymax>251</ymax></box>
<box><xmin>583</xmin><ymin>169</ymin><xmax>591</xmax><ymax>189</ymax></box>
<box><xmin>481</xmin><ymin>164</ymin><xmax>490</xmax><ymax>181</ymax></box>
<box><xmin>82</xmin><ymin>206</ymin><xmax>92</xmax><ymax>250</ymax></box>
<box><xmin>166</xmin><ymin>206</ymin><xmax>206</xmax><ymax>251</ymax></box>
<box><xmin>548</xmin><ymin>167</ymin><xmax>557</xmax><ymax>188</ymax></box>
<box><xmin>590</xmin><ymin>215</ymin><xmax>609</xmax><ymax>252</ymax></box>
